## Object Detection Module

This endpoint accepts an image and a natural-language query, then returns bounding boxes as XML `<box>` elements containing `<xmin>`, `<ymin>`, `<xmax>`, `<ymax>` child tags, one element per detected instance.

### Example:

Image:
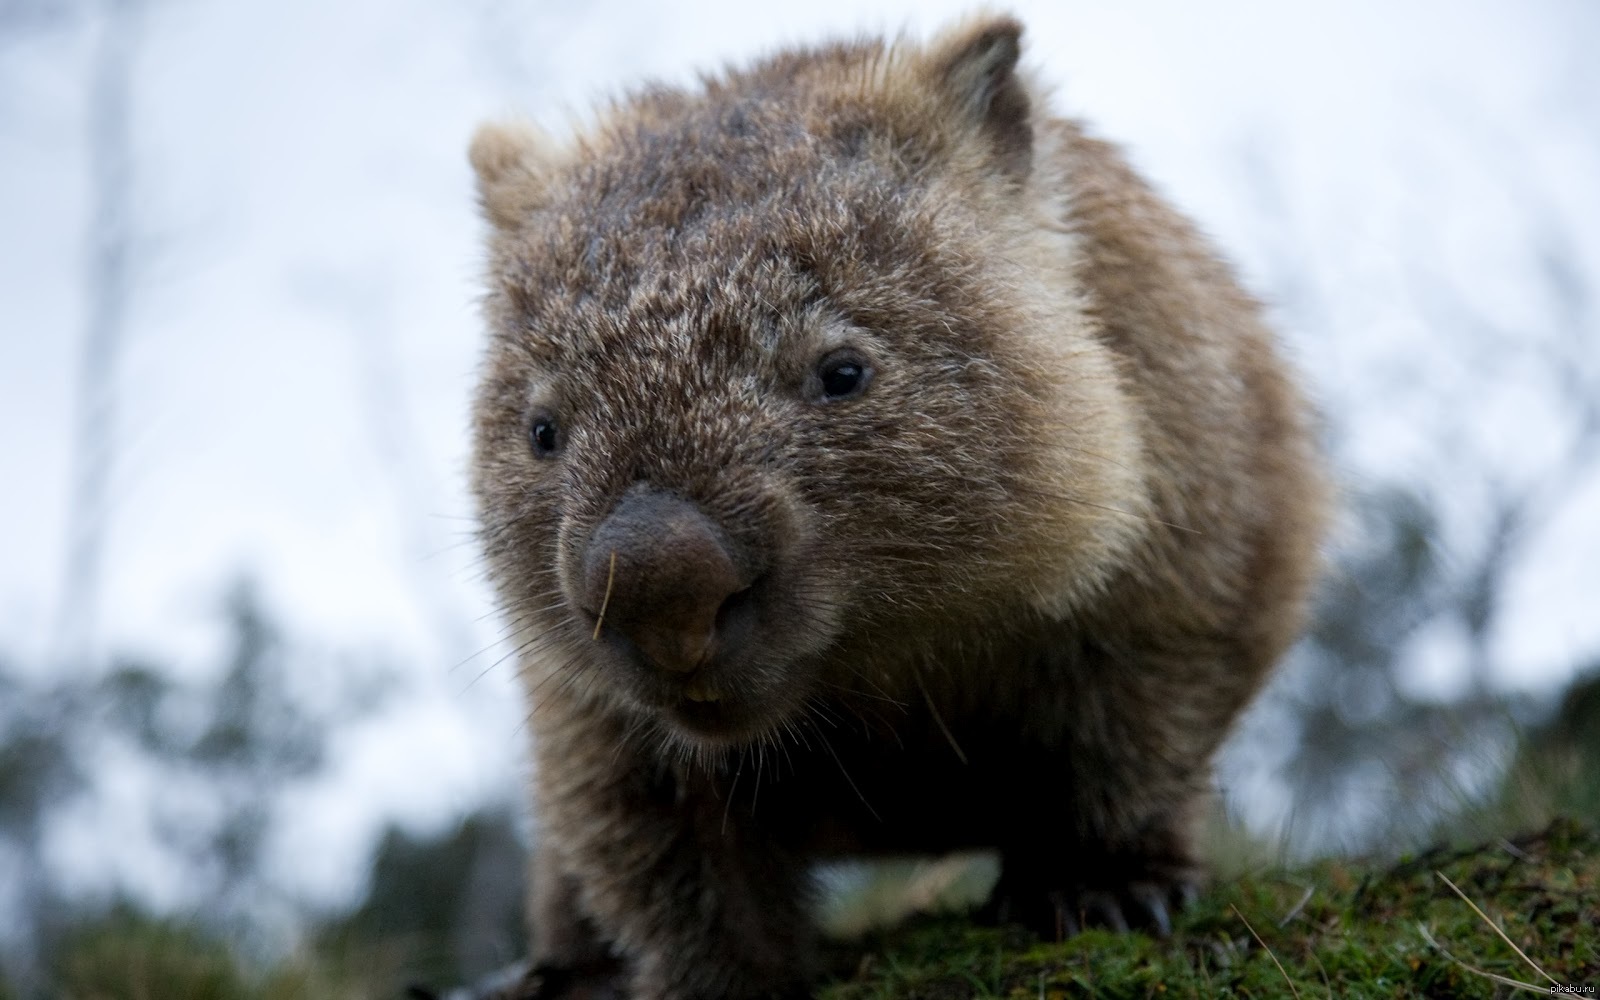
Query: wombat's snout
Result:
<box><xmin>582</xmin><ymin>487</ymin><xmax>757</xmax><ymax>675</ymax></box>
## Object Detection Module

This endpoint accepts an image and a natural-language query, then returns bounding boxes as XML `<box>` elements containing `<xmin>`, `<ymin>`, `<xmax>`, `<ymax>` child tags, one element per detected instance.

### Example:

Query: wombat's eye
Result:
<box><xmin>817</xmin><ymin>351</ymin><xmax>873</xmax><ymax>401</ymax></box>
<box><xmin>529</xmin><ymin>412</ymin><xmax>561</xmax><ymax>458</ymax></box>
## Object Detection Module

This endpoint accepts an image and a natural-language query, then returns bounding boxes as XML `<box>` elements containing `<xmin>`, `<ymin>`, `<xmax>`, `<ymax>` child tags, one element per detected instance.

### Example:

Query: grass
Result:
<box><xmin>9</xmin><ymin>819</ymin><xmax>1593</xmax><ymax>999</ymax></box>
<box><xmin>819</xmin><ymin>817</ymin><xmax>1598</xmax><ymax>999</ymax></box>
<box><xmin>25</xmin><ymin>909</ymin><xmax>388</xmax><ymax>1000</ymax></box>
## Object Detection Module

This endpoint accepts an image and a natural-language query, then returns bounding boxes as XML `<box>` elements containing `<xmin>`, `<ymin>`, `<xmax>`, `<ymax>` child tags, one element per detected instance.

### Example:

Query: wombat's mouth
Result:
<box><xmin>683</xmin><ymin>678</ymin><xmax>721</xmax><ymax>702</ymax></box>
<box><xmin>634</xmin><ymin>666</ymin><xmax>805</xmax><ymax>748</ymax></box>
<box><xmin>653</xmin><ymin>691</ymin><xmax>764</xmax><ymax>747</ymax></box>
<box><xmin>577</xmin><ymin>567</ymin><xmax>818</xmax><ymax>746</ymax></box>
<box><xmin>666</xmin><ymin>694</ymin><xmax>736</xmax><ymax>734</ymax></box>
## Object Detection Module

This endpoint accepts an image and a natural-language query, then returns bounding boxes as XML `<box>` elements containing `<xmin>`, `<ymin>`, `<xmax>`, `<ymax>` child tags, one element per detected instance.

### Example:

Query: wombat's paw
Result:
<box><xmin>493</xmin><ymin>962</ymin><xmax>625</xmax><ymax>1000</ymax></box>
<box><xmin>631</xmin><ymin>968</ymin><xmax>812</xmax><ymax>1000</ymax></box>
<box><xmin>982</xmin><ymin>870</ymin><xmax>1199</xmax><ymax>940</ymax></box>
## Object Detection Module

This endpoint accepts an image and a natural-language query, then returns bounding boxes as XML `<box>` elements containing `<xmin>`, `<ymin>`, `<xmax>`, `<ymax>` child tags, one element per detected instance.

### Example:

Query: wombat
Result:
<box><xmin>467</xmin><ymin>14</ymin><xmax>1327</xmax><ymax>1000</ymax></box>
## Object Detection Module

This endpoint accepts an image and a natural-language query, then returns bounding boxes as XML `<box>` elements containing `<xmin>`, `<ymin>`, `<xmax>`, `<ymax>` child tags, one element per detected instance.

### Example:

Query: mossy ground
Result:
<box><xmin>13</xmin><ymin>820</ymin><xmax>1595</xmax><ymax>999</ymax></box>
<box><xmin>21</xmin><ymin>909</ymin><xmax>392</xmax><ymax>1000</ymax></box>
<box><xmin>820</xmin><ymin>818</ymin><xmax>1598</xmax><ymax>1000</ymax></box>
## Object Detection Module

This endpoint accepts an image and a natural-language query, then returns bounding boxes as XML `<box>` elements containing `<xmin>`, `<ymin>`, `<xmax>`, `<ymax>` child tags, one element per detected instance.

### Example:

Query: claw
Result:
<box><xmin>1079</xmin><ymin>889</ymin><xmax>1129</xmax><ymax>932</ymax></box>
<box><xmin>1048</xmin><ymin>890</ymin><xmax>1080</xmax><ymax>940</ymax></box>
<box><xmin>1127</xmin><ymin>883</ymin><xmax>1173</xmax><ymax>937</ymax></box>
<box><xmin>1171</xmin><ymin>880</ymin><xmax>1200</xmax><ymax>912</ymax></box>
<box><xmin>512</xmin><ymin>962</ymin><xmax>625</xmax><ymax>1000</ymax></box>
<box><xmin>984</xmin><ymin>864</ymin><xmax>1199</xmax><ymax>941</ymax></box>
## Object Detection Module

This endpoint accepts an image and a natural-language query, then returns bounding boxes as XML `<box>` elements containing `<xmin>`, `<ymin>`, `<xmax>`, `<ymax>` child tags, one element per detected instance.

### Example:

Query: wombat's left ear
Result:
<box><xmin>469</xmin><ymin>120</ymin><xmax>556</xmax><ymax>231</ymax></box>
<box><xmin>923</xmin><ymin>15</ymin><xmax>1031</xmax><ymax>179</ymax></box>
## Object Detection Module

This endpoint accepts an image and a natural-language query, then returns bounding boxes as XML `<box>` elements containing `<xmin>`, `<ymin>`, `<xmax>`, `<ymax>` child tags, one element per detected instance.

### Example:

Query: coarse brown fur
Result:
<box><xmin>467</xmin><ymin>15</ymin><xmax>1328</xmax><ymax>1000</ymax></box>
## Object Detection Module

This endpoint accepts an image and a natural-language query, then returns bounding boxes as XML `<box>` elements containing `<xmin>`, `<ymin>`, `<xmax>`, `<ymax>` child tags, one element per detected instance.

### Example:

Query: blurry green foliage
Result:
<box><xmin>52</xmin><ymin>908</ymin><xmax>256</xmax><ymax>1000</ymax></box>
<box><xmin>324</xmin><ymin>808</ymin><xmax>527</xmax><ymax>992</ymax></box>
<box><xmin>0</xmin><ymin>579</ymin><xmax>376</xmax><ymax>992</ymax></box>
<box><xmin>1262</xmin><ymin>485</ymin><xmax>1597</xmax><ymax>853</ymax></box>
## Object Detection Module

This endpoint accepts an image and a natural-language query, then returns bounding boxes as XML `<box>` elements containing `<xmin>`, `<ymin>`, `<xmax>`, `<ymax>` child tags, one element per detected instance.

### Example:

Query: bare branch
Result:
<box><xmin>54</xmin><ymin>0</ymin><xmax>141</xmax><ymax>670</ymax></box>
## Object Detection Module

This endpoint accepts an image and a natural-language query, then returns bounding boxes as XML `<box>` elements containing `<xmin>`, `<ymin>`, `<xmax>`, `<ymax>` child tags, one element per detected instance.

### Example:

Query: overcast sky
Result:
<box><xmin>2</xmin><ymin>0</ymin><xmax>1597</xmax><ymax>916</ymax></box>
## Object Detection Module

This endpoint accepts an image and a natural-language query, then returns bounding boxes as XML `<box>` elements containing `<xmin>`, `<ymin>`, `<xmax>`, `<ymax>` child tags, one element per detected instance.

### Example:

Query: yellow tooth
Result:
<box><xmin>684</xmin><ymin>683</ymin><xmax>721</xmax><ymax>703</ymax></box>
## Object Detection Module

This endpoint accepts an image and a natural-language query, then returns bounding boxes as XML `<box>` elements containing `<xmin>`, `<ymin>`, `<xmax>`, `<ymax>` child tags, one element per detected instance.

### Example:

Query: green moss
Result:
<box><xmin>49</xmin><ymin>913</ymin><xmax>255</xmax><ymax>1000</ymax></box>
<box><xmin>43</xmin><ymin>909</ymin><xmax>380</xmax><ymax>1000</ymax></box>
<box><xmin>821</xmin><ymin>818</ymin><xmax>1598</xmax><ymax>1000</ymax></box>
<box><xmin>21</xmin><ymin>820</ymin><xmax>1595</xmax><ymax>999</ymax></box>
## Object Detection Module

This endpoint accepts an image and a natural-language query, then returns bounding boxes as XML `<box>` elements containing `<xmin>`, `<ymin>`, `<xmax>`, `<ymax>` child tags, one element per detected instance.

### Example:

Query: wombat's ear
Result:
<box><xmin>923</xmin><ymin>15</ymin><xmax>1031</xmax><ymax>179</ymax></box>
<box><xmin>469</xmin><ymin>120</ymin><xmax>556</xmax><ymax>231</ymax></box>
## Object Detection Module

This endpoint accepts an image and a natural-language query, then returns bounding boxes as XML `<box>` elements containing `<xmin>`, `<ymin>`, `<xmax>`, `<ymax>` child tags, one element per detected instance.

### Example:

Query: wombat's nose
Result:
<box><xmin>583</xmin><ymin>488</ymin><xmax>750</xmax><ymax>674</ymax></box>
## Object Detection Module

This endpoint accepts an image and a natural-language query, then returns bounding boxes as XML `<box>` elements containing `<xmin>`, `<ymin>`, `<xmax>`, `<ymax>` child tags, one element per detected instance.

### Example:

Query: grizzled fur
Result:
<box><xmin>468</xmin><ymin>15</ymin><xmax>1327</xmax><ymax>1000</ymax></box>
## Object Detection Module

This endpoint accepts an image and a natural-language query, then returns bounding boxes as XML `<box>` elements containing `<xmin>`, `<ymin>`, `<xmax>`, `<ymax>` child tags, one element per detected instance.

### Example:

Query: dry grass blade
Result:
<box><xmin>1434</xmin><ymin>870</ymin><xmax>1557</xmax><ymax>985</ymax></box>
<box><xmin>592</xmin><ymin>550</ymin><xmax>617</xmax><ymax>640</ymax></box>
<box><xmin>1231</xmin><ymin>903</ymin><xmax>1301</xmax><ymax>1000</ymax></box>
<box><xmin>1417</xmin><ymin>923</ymin><xmax>1545</xmax><ymax>994</ymax></box>
<box><xmin>1277</xmin><ymin>883</ymin><xmax>1315</xmax><ymax>928</ymax></box>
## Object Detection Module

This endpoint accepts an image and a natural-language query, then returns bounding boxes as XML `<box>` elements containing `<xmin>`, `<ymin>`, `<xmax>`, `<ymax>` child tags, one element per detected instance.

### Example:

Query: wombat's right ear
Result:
<box><xmin>923</xmin><ymin>15</ymin><xmax>1032</xmax><ymax>179</ymax></box>
<box><xmin>469</xmin><ymin>120</ymin><xmax>555</xmax><ymax>231</ymax></box>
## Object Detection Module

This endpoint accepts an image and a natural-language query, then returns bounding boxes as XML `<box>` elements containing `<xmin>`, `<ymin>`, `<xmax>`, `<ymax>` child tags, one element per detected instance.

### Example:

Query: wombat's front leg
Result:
<box><xmin>529</xmin><ymin>718</ymin><xmax>815</xmax><ymax>999</ymax></box>
<box><xmin>982</xmin><ymin>643</ymin><xmax>1235</xmax><ymax>939</ymax></box>
<box><xmin>507</xmin><ymin>841</ymin><xmax>624</xmax><ymax>999</ymax></box>
<box><xmin>985</xmin><ymin>800</ymin><xmax>1203</xmax><ymax>939</ymax></box>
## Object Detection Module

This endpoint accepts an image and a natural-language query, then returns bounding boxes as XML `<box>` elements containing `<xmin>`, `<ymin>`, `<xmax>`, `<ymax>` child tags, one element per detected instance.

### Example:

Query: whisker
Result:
<box><xmin>812</xmin><ymin>714</ymin><xmax>881</xmax><ymax>823</ymax></box>
<box><xmin>592</xmin><ymin>550</ymin><xmax>617</xmax><ymax>640</ymax></box>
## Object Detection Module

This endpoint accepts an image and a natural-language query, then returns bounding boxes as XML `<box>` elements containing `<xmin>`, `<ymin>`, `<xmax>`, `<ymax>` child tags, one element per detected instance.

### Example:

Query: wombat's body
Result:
<box><xmin>469</xmin><ymin>16</ymin><xmax>1327</xmax><ymax>999</ymax></box>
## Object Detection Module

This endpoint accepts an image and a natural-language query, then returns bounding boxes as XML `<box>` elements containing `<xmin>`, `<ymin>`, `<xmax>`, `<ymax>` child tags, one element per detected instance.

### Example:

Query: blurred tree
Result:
<box><xmin>54</xmin><ymin>0</ymin><xmax>145</xmax><ymax>671</ymax></box>
<box><xmin>0</xmin><ymin>0</ymin><xmax>84</xmax><ymax>45</ymax></box>
<box><xmin>166</xmin><ymin>579</ymin><xmax>331</xmax><ymax>942</ymax></box>
<box><xmin>1</xmin><ymin>579</ymin><xmax>388</xmax><ymax>990</ymax></box>
<box><xmin>0</xmin><ymin>659</ymin><xmax>87</xmax><ymax>986</ymax></box>
<box><xmin>1262</xmin><ymin>487</ymin><xmax>1531</xmax><ymax>851</ymax></box>
<box><xmin>1234</xmin><ymin>137</ymin><xmax>1600</xmax><ymax>854</ymax></box>
<box><xmin>322</xmin><ymin>807</ymin><xmax>527</xmax><ymax>993</ymax></box>
<box><xmin>1474</xmin><ymin>665</ymin><xmax>1600</xmax><ymax>834</ymax></box>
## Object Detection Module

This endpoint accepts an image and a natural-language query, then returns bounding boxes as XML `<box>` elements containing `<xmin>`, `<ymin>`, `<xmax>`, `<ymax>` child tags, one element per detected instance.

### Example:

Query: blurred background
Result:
<box><xmin>2</xmin><ymin>0</ymin><xmax>1597</xmax><ymax>994</ymax></box>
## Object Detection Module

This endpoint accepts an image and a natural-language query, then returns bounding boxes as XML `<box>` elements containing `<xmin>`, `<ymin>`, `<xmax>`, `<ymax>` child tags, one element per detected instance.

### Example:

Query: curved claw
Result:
<box><xmin>1079</xmin><ymin>889</ymin><xmax>1130</xmax><ymax>932</ymax></box>
<box><xmin>1171</xmin><ymin>879</ymin><xmax>1200</xmax><ymax>912</ymax></box>
<box><xmin>1127</xmin><ymin>882</ymin><xmax>1174</xmax><ymax>937</ymax></box>
<box><xmin>1047</xmin><ymin>890</ymin><xmax>1080</xmax><ymax>939</ymax></box>
<box><xmin>511</xmin><ymin>963</ymin><xmax>626</xmax><ymax>1000</ymax></box>
<box><xmin>984</xmin><ymin>870</ymin><xmax>1199</xmax><ymax>941</ymax></box>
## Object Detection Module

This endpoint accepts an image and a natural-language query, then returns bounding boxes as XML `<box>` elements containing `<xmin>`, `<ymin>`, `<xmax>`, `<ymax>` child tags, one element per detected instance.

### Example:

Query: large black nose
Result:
<box><xmin>582</xmin><ymin>488</ymin><xmax>752</xmax><ymax>673</ymax></box>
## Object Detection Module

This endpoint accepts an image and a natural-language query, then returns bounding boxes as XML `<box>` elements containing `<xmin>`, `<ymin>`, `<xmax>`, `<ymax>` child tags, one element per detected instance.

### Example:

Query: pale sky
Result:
<box><xmin>1</xmin><ymin>0</ymin><xmax>1596</xmax><ymax>917</ymax></box>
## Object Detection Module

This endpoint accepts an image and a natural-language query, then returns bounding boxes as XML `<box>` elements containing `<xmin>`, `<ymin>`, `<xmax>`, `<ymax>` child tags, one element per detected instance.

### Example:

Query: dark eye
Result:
<box><xmin>817</xmin><ymin>351</ymin><xmax>872</xmax><ymax>401</ymax></box>
<box><xmin>529</xmin><ymin>412</ymin><xmax>561</xmax><ymax>458</ymax></box>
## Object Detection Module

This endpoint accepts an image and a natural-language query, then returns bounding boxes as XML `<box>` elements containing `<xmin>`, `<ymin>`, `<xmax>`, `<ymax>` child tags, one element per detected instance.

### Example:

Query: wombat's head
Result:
<box><xmin>470</xmin><ymin>16</ymin><xmax>1146</xmax><ymax>751</ymax></box>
